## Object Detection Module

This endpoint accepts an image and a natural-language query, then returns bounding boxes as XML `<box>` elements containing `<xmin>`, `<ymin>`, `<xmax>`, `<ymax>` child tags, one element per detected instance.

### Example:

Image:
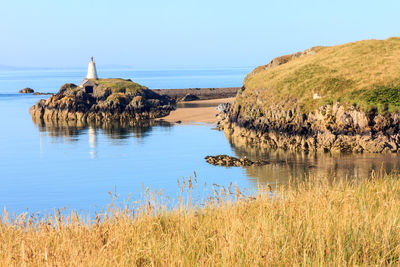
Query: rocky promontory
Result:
<box><xmin>30</xmin><ymin>78</ymin><xmax>175</xmax><ymax>123</ymax></box>
<box><xmin>218</xmin><ymin>38</ymin><xmax>400</xmax><ymax>153</ymax></box>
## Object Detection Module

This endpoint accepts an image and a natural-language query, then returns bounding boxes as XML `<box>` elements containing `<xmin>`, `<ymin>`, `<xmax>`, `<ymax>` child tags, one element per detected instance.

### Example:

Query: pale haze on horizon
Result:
<box><xmin>1</xmin><ymin>0</ymin><xmax>399</xmax><ymax>69</ymax></box>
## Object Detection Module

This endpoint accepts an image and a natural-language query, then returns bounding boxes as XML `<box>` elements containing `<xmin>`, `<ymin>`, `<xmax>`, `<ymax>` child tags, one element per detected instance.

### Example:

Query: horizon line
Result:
<box><xmin>0</xmin><ymin>64</ymin><xmax>255</xmax><ymax>71</ymax></box>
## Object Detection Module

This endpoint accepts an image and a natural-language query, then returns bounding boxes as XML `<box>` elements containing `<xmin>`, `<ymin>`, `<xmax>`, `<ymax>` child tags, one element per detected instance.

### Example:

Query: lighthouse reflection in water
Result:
<box><xmin>89</xmin><ymin>126</ymin><xmax>97</xmax><ymax>159</ymax></box>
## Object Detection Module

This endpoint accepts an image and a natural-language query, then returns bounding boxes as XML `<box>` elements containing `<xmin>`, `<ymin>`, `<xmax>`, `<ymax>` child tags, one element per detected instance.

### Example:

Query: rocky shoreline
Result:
<box><xmin>218</xmin><ymin>102</ymin><xmax>400</xmax><ymax>153</ymax></box>
<box><xmin>30</xmin><ymin>79</ymin><xmax>175</xmax><ymax>123</ymax></box>
<box><xmin>216</xmin><ymin>38</ymin><xmax>400</xmax><ymax>154</ymax></box>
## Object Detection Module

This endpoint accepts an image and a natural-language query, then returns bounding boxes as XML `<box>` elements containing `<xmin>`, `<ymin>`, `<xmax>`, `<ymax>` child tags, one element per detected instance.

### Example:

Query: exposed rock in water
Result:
<box><xmin>205</xmin><ymin>155</ymin><xmax>269</xmax><ymax>167</ymax></box>
<box><xmin>30</xmin><ymin>79</ymin><xmax>176</xmax><ymax>123</ymax></box>
<box><xmin>19</xmin><ymin>88</ymin><xmax>34</xmax><ymax>94</ymax></box>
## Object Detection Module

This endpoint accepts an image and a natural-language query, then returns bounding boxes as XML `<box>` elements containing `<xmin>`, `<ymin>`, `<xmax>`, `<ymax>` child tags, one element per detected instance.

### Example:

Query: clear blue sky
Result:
<box><xmin>1</xmin><ymin>0</ymin><xmax>399</xmax><ymax>69</ymax></box>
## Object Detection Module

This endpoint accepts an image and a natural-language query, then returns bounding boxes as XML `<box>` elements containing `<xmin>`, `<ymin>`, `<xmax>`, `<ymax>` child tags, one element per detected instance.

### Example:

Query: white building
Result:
<box><xmin>79</xmin><ymin>57</ymin><xmax>99</xmax><ymax>94</ymax></box>
<box><xmin>86</xmin><ymin>56</ymin><xmax>98</xmax><ymax>79</ymax></box>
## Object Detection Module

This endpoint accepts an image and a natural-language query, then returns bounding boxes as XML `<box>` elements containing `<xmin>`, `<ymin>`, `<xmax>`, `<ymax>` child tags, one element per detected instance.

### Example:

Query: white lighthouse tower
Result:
<box><xmin>86</xmin><ymin>56</ymin><xmax>98</xmax><ymax>79</ymax></box>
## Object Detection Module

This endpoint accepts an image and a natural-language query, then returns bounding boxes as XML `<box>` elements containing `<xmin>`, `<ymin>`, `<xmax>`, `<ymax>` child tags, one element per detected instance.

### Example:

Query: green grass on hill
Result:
<box><xmin>242</xmin><ymin>37</ymin><xmax>400</xmax><ymax>113</ymax></box>
<box><xmin>93</xmin><ymin>78</ymin><xmax>148</xmax><ymax>94</ymax></box>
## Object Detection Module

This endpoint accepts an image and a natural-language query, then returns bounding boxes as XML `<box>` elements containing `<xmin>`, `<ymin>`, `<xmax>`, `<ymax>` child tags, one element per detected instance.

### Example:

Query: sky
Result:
<box><xmin>1</xmin><ymin>0</ymin><xmax>399</xmax><ymax>69</ymax></box>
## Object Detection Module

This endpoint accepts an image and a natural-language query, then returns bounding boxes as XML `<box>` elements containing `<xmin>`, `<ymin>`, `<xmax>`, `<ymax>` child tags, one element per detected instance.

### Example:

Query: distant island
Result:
<box><xmin>219</xmin><ymin>37</ymin><xmax>400</xmax><ymax>153</ymax></box>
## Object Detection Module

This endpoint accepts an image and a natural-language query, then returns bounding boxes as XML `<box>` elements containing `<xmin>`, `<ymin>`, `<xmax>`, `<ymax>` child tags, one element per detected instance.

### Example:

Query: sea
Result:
<box><xmin>1</xmin><ymin>67</ymin><xmax>400</xmax><ymax>215</ymax></box>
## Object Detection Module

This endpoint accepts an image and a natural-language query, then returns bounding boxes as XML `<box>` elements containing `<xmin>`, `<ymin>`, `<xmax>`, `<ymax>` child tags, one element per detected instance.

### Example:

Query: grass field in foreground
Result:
<box><xmin>1</xmin><ymin>173</ymin><xmax>400</xmax><ymax>266</ymax></box>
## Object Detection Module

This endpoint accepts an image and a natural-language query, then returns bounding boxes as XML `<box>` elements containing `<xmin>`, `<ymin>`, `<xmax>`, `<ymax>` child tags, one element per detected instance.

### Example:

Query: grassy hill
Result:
<box><xmin>241</xmin><ymin>37</ymin><xmax>400</xmax><ymax>113</ymax></box>
<box><xmin>93</xmin><ymin>78</ymin><xmax>148</xmax><ymax>94</ymax></box>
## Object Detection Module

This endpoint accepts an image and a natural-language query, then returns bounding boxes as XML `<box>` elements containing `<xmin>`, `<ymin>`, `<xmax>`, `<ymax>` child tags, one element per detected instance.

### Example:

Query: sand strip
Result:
<box><xmin>157</xmin><ymin>97</ymin><xmax>234</xmax><ymax>124</ymax></box>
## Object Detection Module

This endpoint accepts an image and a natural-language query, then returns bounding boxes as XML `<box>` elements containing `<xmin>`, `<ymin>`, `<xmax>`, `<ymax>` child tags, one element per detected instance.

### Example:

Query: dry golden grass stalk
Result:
<box><xmin>1</xmin><ymin>173</ymin><xmax>400</xmax><ymax>266</ymax></box>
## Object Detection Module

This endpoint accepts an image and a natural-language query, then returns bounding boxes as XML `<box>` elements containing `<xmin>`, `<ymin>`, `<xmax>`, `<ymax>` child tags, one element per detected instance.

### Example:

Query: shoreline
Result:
<box><xmin>29</xmin><ymin>83</ymin><xmax>238</xmax><ymax>125</ymax></box>
<box><xmin>157</xmin><ymin>97</ymin><xmax>234</xmax><ymax>124</ymax></box>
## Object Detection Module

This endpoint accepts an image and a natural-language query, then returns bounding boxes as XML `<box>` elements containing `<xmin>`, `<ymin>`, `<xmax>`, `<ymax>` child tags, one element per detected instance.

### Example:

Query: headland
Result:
<box><xmin>218</xmin><ymin>37</ymin><xmax>400</xmax><ymax>153</ymax></box>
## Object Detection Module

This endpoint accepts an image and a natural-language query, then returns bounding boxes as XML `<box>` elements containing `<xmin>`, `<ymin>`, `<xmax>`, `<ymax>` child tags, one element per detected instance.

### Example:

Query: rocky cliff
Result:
<box><xmin>30</xmin><ymin>79</ymin><xmax>175</xmax><ymax>123</ymax></box>
<box><xmin>219</xmin><ymin>38</ymin><xmax>400</xmax><ymax>153</ymax></box>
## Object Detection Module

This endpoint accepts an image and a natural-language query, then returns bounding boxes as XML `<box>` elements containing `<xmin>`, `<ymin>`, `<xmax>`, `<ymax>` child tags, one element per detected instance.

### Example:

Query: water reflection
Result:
<box><xmin>226</xmin><ymin>132</ymin><xmax>400</xmax><ymax>185</ymax></box>
<box><xmin>32</xmin><ymin>117</ymin><xmax>173</xmax><ymax>142</ymax></box>
<box><xmin>88</xmin><ymin>126</ymin><xmax>97</xmax><ymax>159</ymax></box>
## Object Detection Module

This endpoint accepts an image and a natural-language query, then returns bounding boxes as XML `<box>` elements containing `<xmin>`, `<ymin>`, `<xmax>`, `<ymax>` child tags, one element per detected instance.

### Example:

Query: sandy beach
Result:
<box><xmin>158</xmin><ymin>97</ymin><xmax>234</xmax><ymax>124</ymax></box>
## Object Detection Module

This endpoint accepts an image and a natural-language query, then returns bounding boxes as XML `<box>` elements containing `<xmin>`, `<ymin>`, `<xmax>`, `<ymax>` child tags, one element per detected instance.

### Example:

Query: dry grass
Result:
<box><xmin>242</xmin><ymin>37</ymin><xmax>400</xmax><ymax>113</ymax></box>
<box><xmin>2</xmin><ymin>173</ymin><xmax>400</xmax><ymax>266</ymax></box>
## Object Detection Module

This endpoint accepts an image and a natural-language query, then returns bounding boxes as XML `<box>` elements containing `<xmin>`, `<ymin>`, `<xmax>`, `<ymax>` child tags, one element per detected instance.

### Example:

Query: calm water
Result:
<box><xmin>0</xmin><ymin>68</ymin><xmax>249</xmax><ymax>94</ymax></box>
<box><xmin>1</xmin><ymin>68</ymin><xmax>400</xmax><ymax>215</ymax></box>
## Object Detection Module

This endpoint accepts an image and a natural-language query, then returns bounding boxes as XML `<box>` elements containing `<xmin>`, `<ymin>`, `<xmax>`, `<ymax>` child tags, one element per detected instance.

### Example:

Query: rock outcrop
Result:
<box><xmin>180</xmin><ymin>94</ymin><xmax>199</xmax><ymax>102</ymax></box>
<box><xmin>205</xmin><ymin>155</ymin><xmax>270</xmax><ymax>167</ymax></box>
<box><xmin>218</xmin><ymin>103</ymin><xmax>400</xmax><ymax>153</ymax></box>
<box><xmin>19</xmin><ymin>88</ymin><xmax>34</xmax><ymax>94</ymax></box>
<box><xmin>30</xmin><ymin>79</ymin><xmax>175</xmax><ymax>123</ymax></box>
